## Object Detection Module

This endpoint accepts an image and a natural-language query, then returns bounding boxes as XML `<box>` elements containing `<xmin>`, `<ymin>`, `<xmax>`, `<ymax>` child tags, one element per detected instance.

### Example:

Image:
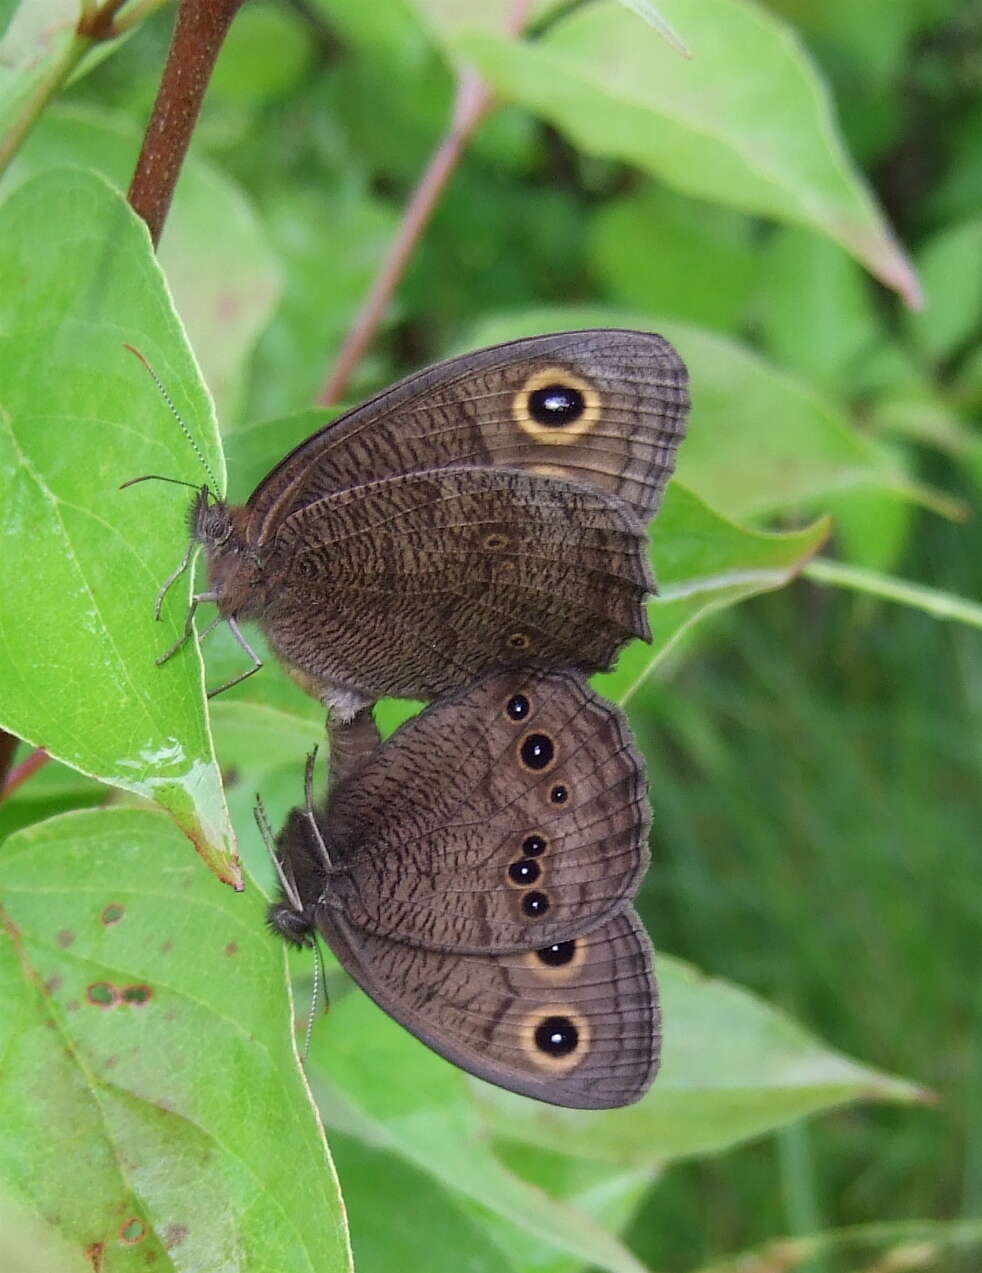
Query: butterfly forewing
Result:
<box><xmin>247</xmin><ymin>330</ymin><xmax>689</xmax><ymax>539</ymax></box>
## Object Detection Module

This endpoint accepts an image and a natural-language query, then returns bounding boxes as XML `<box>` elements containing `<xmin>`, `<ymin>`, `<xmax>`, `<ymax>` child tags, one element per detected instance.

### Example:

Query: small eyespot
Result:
<box><xmin>528</xmin><ymin>383</ymin><xmax>586</xmax><ymax>427</ymax></box>
<box><xmin>522</xmin><ymin>834</ymin><xmax>546</xmax><ymax>856</ymax></box>
<box><xmin>508</xmin><ymin>859</ymin><xmax>541</xmax><ymax>886</ymax></box>
<box><xmin>536</xmin><ymin>940</ymin><xmax>576</xmax><ymax>968</ymax></box>
<box><xmin>508</xmin><ymin>632</ymin><xmax>531</xmax><ymax>650</ymax></box>
<box><xmin>534</xmin><ymin>1015</ymin><xmax>579</xmax><ymax>1056</ymax></box>
<box><xmin>550</xmin><ymin>784</ymin><xmax>568</xmax><ymax>804</ymax></box>
<box><xmin>522</xmin><ymin>891</ymin><xmax>550</xmax><ymax>918</ymax></box>
<box><xmin>483</xmin><ymin>532</ymin><xmax>510</xmax><ymax>550</ymax></box>
<box><xmin>520</xmin><ymin>733</ymin><xmax>554</xmax><ymax>770</ymax></box>
<box><xmin>506</xmin><ymin>694</ymin><xmax>530</xmax><ymax>721</ymax></box>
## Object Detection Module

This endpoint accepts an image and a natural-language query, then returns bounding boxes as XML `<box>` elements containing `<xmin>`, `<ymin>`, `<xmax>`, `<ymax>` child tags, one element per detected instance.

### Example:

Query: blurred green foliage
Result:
<box><xmin>0</xmin><ymin>0</ymin><xmax>980</xmax><ymax>1270</ymax></box>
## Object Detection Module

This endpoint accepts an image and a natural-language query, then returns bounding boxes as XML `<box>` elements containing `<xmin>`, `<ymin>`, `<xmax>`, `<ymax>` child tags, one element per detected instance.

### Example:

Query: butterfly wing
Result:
<box><xmin>247</xmin><ymin>330</ymin><xmax>688</xmax><ymax>537</ymax></box>
<box><xmin>320</xmin><ymin>905</ymin><xmax>660</xmax><ymax>1110</ymax></box>
<box><xmin>256</xmin><ymin>470</ymin><xmax>653</xmax><ymax>704</ymax></box>
<box><xmin>327</xmin><ymin>667</ymin><xmax>651</xmax><ymax>953</ymax></box>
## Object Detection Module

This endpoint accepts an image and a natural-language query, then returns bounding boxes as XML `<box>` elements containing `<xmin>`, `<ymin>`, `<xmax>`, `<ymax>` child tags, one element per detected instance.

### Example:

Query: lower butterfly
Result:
<box><xmin>260</xmin><ymin>666</ymin><xmax>660</xmax><ymax>1110</ymax></box>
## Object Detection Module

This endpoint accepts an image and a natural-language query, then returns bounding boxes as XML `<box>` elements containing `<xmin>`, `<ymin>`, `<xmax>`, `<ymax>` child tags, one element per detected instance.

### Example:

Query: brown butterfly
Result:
<box><xmin>150</xmin><ymin>329</ymin><xmax>688</xmax><ymax>717</ymax></box>
<box><xmin>261</xmin><ymin>666</ymin><xmax>660</xmax><ymax>1109</ymax></box>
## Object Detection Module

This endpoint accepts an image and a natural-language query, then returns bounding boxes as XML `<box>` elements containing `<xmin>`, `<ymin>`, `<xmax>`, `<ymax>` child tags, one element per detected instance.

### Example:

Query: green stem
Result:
<box><xmin>803</xmin><ymin>557</ymin><xmax>982</xmax><ymax>630</ymax></box>
<box><xmin>0</xmin><ymin>33</ymin><xmax>93</xmax><ymax>178</ymax></box>
<box><xmin>112</xmin><ymin>0</ymin><xmax>172</xmax><ymax>37</ymax></box>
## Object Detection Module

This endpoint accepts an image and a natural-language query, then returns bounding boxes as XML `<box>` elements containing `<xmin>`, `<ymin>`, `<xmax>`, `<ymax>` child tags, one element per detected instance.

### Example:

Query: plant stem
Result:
<box><xmin>317</xmin><ymin>0</ymin><xmax>536</xmax><ymax>405</ymax></box>
<box><xmin>803</xmin><ymin>557</ymin><xmax>982</xmax><ymax>629</ymax></box>
<box><xmin>1</xmin><ymin>748</ymin><xmax>50</xmax><ymax>801</ymax></box>
<box><xmin>317</xmin><ymin>69</ymin><xmax>493</xmax><ymax>405</ymax></box>
<box><xmin>128</xmin><ymin>0</ymin><xmax>247</xmax><ymax>247</ymax></box>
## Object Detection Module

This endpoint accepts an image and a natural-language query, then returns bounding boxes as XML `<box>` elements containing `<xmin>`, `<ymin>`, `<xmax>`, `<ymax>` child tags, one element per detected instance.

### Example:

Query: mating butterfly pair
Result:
<box><xmin>154</xmin><ymin>330</ymin><xmax>688</xmax><ymax>1107</ymax></box>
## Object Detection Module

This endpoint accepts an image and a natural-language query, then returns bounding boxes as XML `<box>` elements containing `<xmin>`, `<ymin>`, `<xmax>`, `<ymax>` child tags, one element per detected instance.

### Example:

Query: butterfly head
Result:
<box><xmin>189</xmin><ymin>486</ymin><xmax>233</xmax><ymax>549</ymax></box>
<box><xmin>267</xmin><ymin>895</ymin><xmax>317</xmax><ymax>949</ymax></box>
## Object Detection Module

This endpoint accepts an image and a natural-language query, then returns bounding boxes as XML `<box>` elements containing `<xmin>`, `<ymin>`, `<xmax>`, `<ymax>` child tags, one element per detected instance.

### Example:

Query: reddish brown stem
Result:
<box><xmin>1</xmin><ymin>749</ymin><xmax>50</xmax><ymax>802</ymax></box>
<box><xmin>128</xmin><ymin>0</ymin><xmax>247</xmax><ymax>246</ymax></box>
<box><xmin>318</xmin><ymin>0</ymin><xmax>535</xmax><ymax>405</ymax></box>
<box><xmin>0</xmin><ymin>732</ymin><xmax>17</xmax><ymax>792</ymax></box>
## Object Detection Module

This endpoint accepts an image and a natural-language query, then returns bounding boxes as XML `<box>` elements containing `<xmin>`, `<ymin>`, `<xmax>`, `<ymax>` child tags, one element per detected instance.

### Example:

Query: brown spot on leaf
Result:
<box><xmin>161</xmin><ymin>939</ymin><xmax>173</xmax><ymax>954</ymax></box>
<box><xmin>45</xmin><ymin>974</ymin><xmax>63</xmax><ymax>994</ymax></box>
<box><xmin>122</xmin><ymin>984</ymin><xmax>152</xmax><ymax>1006</ymax></box>
<box><xmin>87</xmin><ymin>982</ymin><xmax>117</xmax><ymax>1008</ymax></box>
<box><xmin>225</xmin><ymin>941</ymin><xmax>238</xmax><ymax>956</ymax></box>
<box><xmin>84</xmin><ymin>1241</ymin><xmax>105</xmax><ymax>1271</ymax></box>
<box><xmin>101</xmin><ymin>904</ymin><xmax>125</xmax><ymax>925</ymax></box>
<box><xmin>66</xmin><ymin>1000</ymin><xmax>80</xmax><ymax>1013</ymax></box>
<box><xmin>119</xmin><ymin>1217</ymin><xmax>146</xmax><ymax>1244</ymax></box>
<box><xmin>57</xmin><ymin>930</ymin><xmax>75</xmax><ymax>948</ymax></box>
<box><xmin>163</xmin><ymin>1224</ymin><xmax>188</xmax><ymax>1250</ymax></box>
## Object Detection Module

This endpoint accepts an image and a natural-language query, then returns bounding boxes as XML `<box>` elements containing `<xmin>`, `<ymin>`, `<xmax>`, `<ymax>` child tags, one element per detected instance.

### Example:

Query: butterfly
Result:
<box><xmin>261</xmin><ymin>666</ymin><xmax>660</xmax><ymax>1109</ymax></box>
<box><xmin>146</xmin><ymin>329</ymin><xmax>688</xmax><ymax>718</ymax></box>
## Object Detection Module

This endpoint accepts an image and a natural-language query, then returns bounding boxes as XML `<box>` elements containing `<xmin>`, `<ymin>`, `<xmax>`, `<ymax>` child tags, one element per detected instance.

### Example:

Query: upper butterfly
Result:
<box><xmin>162</xmin><ymin>330</ymin><xmax>688</xmax><ymax>717</ymax></box>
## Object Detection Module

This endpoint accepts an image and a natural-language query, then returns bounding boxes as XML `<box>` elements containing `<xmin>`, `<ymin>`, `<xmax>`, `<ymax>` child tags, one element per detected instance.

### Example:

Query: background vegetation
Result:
<box><xmin>0</xmin><ymin>1</ymin><xmax>980</xmax><ymax>1270</ymax></box>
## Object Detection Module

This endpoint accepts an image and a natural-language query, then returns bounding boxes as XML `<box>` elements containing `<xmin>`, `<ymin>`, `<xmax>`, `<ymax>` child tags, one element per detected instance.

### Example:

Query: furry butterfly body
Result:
<box><xmin>266</xmin><ymin>667</ymin><xmax>661</xmax><ymax>1109</ymax></box>
<box><xmin>181</xmin><ymin>330</ymin><xmax>688</xmax><ymax>715</ymax></box>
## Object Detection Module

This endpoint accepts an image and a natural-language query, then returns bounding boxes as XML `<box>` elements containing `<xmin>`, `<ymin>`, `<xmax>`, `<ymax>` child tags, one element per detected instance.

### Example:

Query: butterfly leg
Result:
<box><xmin>303</xmin><ymin>749</ymin><xmax>334</xmax><ymax>872</ymax></box>
<box><xmin>254</xmin><ymin>795</ymin><xmax>304</xmax><ymax>912</ymax></box>
<box><xmin>205</xmin><ymin>616</ymin><xmax>264</xmax><ymax>698</ymax></box>
<box><xmin>156</xmin><ymin>589</ymin><xmax>220</xmax><ymax>667</ymax></box>
<box><xmin>153</xmin><ymin>537</ymin><xmax>197</xmax><ymax>621</ymax></box>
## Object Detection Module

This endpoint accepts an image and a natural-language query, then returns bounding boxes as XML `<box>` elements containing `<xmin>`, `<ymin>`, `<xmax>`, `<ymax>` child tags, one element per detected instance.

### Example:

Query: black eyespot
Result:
<box><xmin>528</xmin><ymin>384</ymin><xmax>586</xmax><ymax>427</ymax></box>
<box><xmin>509</xmin><ymin>859</ymin><xmax>541</xmax><ymax>886</ymax></box>
<box><xmin>484</xmin><ymin>532</ymin><xmax>509</xmax><ymax>550</ymax></box>
<box><xmin>536</xmin><ymin>940</ymin><xmax>576</xmax><ymax>967</ymax></box>
<box><xmin>522</xmin><ymin>834</ymin><xmax>546</xmax><ymax>856</ymax></box>
<box><xmin>506</xmin><ymin>694</ymin><xmax>530</xmax><ymax>721</ymax></box>
<box><xmin>550</xmin><ymin>784</ymin><xmax>568</xmax><ymax>804</ymax></box>
<box><xmin>522</xmin><ymin>891</ymin><xmax>549</xmax><ymax>918</ymax></box>
<box><xmin>534</xmin><ymin>1015</ymin><xmax>579</xmax><ymax>1056</ymax></box>
<box><xmin>508</xmin><ymin>632</ymin><xmax>530</xmax><ymax>650</ymax></box>
<box><xmin>520</xmin><ymin>733</ymin><xmax>554</xmax><ymax>770</ymax></box>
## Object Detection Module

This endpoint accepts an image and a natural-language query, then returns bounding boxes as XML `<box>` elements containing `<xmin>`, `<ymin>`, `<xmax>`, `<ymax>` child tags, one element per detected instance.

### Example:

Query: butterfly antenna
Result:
<box><xmin>301</xmin><ymin>944</ymin><xmax>328</xmax><ymax>1060</ymax></box>
<box><xmin>303</xmin><ymin>747</ymin><xmax>334</xmax><ymax>871</ymax></box>
<box><xmin>254</xmin><ymin>795</ymin><xmax>303</xmax><ymax>912</ymax></box>
<box><xmin>124</xmin><ymin>343</ymin><xmax>219</xmax><ymax>494</ymax></box>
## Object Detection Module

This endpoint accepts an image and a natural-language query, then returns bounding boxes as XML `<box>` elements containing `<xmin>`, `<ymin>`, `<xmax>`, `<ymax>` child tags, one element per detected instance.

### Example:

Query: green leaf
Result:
<box><xmin>756</xmin><ymin>225</ymin><xmax>886</xmax><ymax>396</ymax></box>
<box><xmin>590</xmin><ymin>186</ymin><xmax>757</xmax><ymax>333</ymax></box>
<box><xmin>0</xmin><ymin>807</ymin><xmax>351</xmax><ymax>1271</ymax></box>
<box><xmin>0</xmin><ymin>168</ymin><xmax>239</xmax><ymax>885</ymax></box>
<box><xmin>459</xmin><ymin>307</ymin><xmax>960</xmax><ymax>522</ymax></box>
<box><xmin>331</xmin><ymin>1133</ymin><xmax>518</xmax><ymax>1273</ymax></box>
<box><xmin>4</xmin><ymin>105</ymin><xmax>282</xmax><ymax>421</ymax></box>
<box><xmin>592</xmin><ymin>483</ymin><xmax>829</xmax><ymax>703</ymax></box>
<box><xmin>309</xmin><ymin>994</ymin><xmax>650</xmax><ymax>1273</ymax></box>
<box><xmin>471</xmin><ymin>954</ymin><xmax>926</xmax><ymax>1165</ymax></box>
<box><xmin>906</xmin><ymin>215</ymin><xmax>982</xmax><ymax>364</ymax></box>
<box><xmin>611</xmin><ymin>0</ymin><xmax>691</xmax><ymax>57</ymax></box>
<box><xmin>452</xmin><ymin>0</ymin><xmax>921</xmax><ymax>302</ymax></box>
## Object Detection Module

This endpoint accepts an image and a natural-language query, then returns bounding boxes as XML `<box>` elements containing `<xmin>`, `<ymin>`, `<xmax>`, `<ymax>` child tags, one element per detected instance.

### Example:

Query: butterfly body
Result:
<box><xmin>267</xmin><ymin>667</ymin><xmax>661</xmax><ymax>1109</ymax></box>
<box><xmin>177</xmin><ymin>331</ymin><xmax>688</xmax><ymax>713</ymax></box>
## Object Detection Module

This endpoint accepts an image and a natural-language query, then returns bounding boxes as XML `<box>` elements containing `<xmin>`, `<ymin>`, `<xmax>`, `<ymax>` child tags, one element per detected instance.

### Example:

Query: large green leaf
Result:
<box><xmin>472</xmin><ymin>954</ymin><xmax>926</xmax><ymax>1165</ymax></box>
<box><xmin>309</xmin><ymin>993</ymin><xmax>651</xmax><ymax>1273</ymax></box>
<box><xmin>0</xmin><ymin>168</ymin><xmax>238</xmax><ymax>885</ymax></box>
<box><xmin>906</xmin><ymin>215</ymin><xmax>982</xmax><ymax>365</ymax></box>
<box><xmin>460</xmin><ymin>307</ymin><xmax>960</xmax><ymax>521</ymax></box>
<box><xmin>452</xmin><ymin>0</ymin><xmax>920</xmax><ymax>301</ymax></box>
<box><xmin>3</xmin><ymin>105</ymin><xmax>282</xmax><ymax>422</ymax></box>
<box><xmin>0</xmin><ymin>807</ymin><xmax>351</xmax><ymax>1272</ymax></box>
<box><xmin>594</xmin><ymin>483</ymin><xmax>829</xmax><ymax>703</ymax></box>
